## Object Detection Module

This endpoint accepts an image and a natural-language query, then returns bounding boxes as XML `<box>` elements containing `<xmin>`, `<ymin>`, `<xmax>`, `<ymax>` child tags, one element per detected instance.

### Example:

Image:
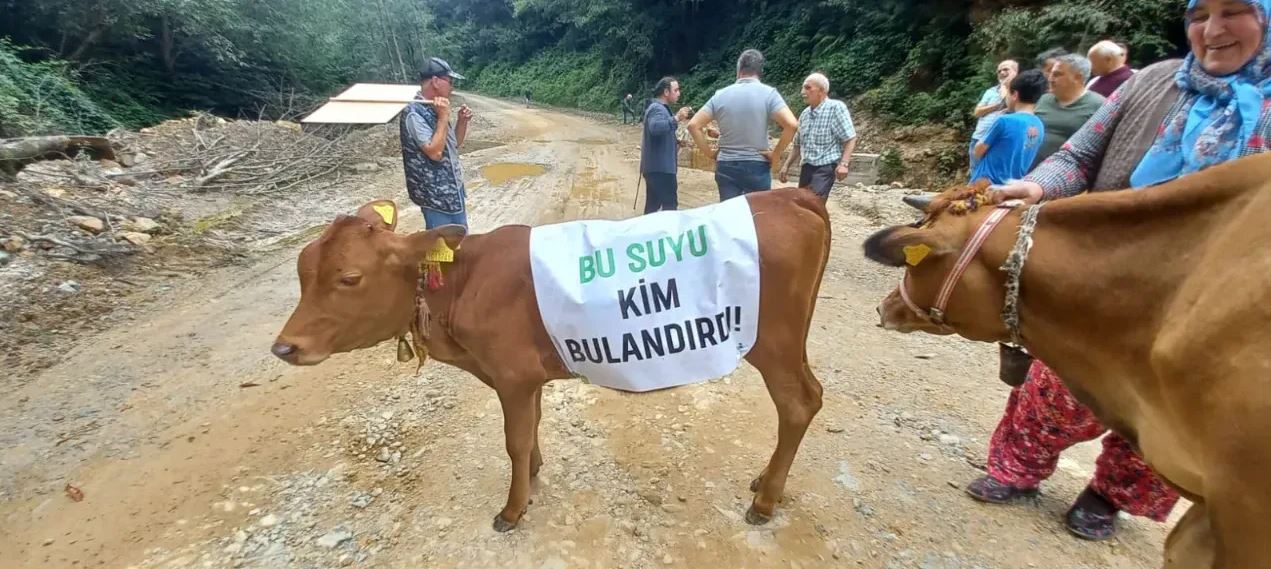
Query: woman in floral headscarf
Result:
<box><xmin>975</xmin><ymin>0</ymin><xmax>1271</xmax><ymax>541</ymax></box>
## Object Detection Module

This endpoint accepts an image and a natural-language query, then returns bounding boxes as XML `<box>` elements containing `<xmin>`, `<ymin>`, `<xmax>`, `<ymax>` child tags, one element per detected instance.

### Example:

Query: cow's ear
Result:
<box><xmin>405</xmin><ymin>225</ymin><xmax>467</xmax><ymax>263</ymax></box>
<box><xmin>863</xmin><ymin>225</ymin><xmax>955</xmax><ymax>268</ymax></box>
<box><xmin>429</xmin><ymin>224</ymin><xmax>466</xmax><ymax>252</ymax></box>
<box><xmin>355</xmin><ymin>200</ymin><xmax>398</xmax><ymax>232</ymax></box>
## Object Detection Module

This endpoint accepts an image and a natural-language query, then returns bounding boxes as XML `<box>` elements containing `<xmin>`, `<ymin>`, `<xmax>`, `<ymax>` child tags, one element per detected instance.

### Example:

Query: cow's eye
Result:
<box><xmin>339</xmin><ymin>274</ymin><xmax>362</xmax><ymax>286</ymax></box>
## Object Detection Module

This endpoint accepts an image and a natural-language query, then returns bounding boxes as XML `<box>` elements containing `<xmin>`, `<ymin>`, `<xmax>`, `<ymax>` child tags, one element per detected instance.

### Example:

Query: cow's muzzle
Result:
<box><xmin>271</xmin><ymin>341</ymin><xmax>298</xmax><ymax>361</ymax></box>
<box><xmin>270</xmin><ymin>339</ymin><xmax>331</xmax><ymax>366</ymax></box>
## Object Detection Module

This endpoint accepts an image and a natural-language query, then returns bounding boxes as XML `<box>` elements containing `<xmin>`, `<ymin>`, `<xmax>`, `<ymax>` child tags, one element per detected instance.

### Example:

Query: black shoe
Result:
<box><xmin>1065</xmin><ymin>487</ymin><xmax>1119</xmax><ymax>541</ymax></box>
<box><xmin>965</xmin><ymin>475</ymin><xmax>1039</xmax><ymax>504</ymax></box>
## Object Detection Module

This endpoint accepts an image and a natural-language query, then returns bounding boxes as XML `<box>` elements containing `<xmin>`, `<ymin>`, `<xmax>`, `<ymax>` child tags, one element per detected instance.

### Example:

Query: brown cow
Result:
<box><xmin>272</xmin><ymin>188</ymin><xmax>831</xmax><ymax>531</ymax></box>
<box><xmin>863</xmin><ymin>155</ymin><xmax>1271</xmax><ymax>568</ymax></box>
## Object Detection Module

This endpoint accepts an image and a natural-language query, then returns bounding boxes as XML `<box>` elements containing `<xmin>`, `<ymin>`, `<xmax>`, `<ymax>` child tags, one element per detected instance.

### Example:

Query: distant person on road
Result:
<box><xmin>523</xmin><ymin>89</ymin><xmax>532</xmax><ymax>108</ymax></box>
<box><xmin>640</xmin><ymin>76</ymin><xmax>692</xmax><ymax>213</ymax></box>
<box><xmin>779</xmin><ymin>72</ymin><xmax>858</xmax><ymax>201</ymax></box>
<box><xmin>968</xmin><ymin>69</ymin><xmax>1047</xmax><ymax>185</ymax></box>
<box><xmin>970</xmin><ymin>59</ymin><xmax>1019</xmax><ymax>167</ymax></box>
<box><xmin>687</xmin><ymin>49</ymin><xmax>798</xmax><ymax>201</ymax></box>
<box><xmin>1087</xmin><ymin>40</ymin><xmax>1135</xmax><ymax>97</ymax></box>
<box><xmin>401</xmin><ymin>57</ymin><xmax>472</xmax><ymax>229</ymax></box>
<box><xmin>622</xmin><ymin>93</ymin><xmax>640</xmax><ymax>125</ymax></box>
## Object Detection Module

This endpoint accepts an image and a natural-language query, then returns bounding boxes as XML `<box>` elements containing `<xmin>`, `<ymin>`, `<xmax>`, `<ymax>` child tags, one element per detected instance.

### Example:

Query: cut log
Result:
<box><xmin>0</xmin><ymin>136</ymin><xmax>118</xmax><ymax>177</ymax></box>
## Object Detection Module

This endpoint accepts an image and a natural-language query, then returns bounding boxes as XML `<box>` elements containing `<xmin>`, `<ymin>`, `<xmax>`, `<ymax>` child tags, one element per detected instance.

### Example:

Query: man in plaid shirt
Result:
<box><xmin>780</xmin><ymin>72</ymin><xmax>858</xmax><ymax>200</ymax></box>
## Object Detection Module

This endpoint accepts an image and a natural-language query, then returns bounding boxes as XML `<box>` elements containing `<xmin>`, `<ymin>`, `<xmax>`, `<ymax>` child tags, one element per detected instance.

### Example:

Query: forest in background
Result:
<box><xmin>0</xmin><ymin>0</ymin><xmax>1188</xmax><ymax>139</ymax></box>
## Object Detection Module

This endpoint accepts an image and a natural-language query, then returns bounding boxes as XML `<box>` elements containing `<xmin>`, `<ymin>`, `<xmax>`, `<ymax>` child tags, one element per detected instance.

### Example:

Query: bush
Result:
<box><xmin>0</xmin><ymin>40</ymin><xmax>120</xmax><ymax>137</ymax></box>
<box><xmin>878</xmin><ymin>148</ymin><xmax>905</xmax><ymax>184</ymax></box>
<box><xmin>469</xmin><ymin>48</ymin><xmax>635</xmax><ymax>113</ymax></box>
<box><xmin>974</xmin><ymin>0</ymin><xmax>1186</xmax><ymax>69</ymax></box>
<box><xmin>935</xmin><ymin>146</ymin><xmax>965</xmax><ymax>177</ymax></box>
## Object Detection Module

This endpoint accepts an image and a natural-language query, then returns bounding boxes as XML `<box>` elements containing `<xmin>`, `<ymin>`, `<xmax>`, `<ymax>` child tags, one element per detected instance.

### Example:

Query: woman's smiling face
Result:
<box><xmin>1188</xmin><ymin>0</ymin><xmax>1267</xmax><ymax>76</ymax></box>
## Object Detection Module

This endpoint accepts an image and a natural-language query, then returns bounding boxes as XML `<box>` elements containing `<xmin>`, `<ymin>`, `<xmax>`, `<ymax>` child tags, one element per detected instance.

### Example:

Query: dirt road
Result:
<box><xmin>0</xmin><ymin>94</ymin><xmax>1175</xmax><ymax>569</ymax></box>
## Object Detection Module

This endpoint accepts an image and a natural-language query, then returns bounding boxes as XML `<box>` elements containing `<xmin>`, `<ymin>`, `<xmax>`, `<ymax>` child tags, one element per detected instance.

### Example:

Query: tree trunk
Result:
<box><xmin>374</xmin><ymin>0</ymin><xmax>407</xmax><ymax>81</ymax></box>
<box><xmin>0</xmin><ymin>136</ymin><xmax>117</xmax><ymax>177</ymax></box>
<box><xmin>67</xmin><ymin>27</ymin><xmax>106</xmax><ymax>61</ymax></box>
<box><xmin>159</xmin><ymin>16</ymin><xmax>176</xmax><ymax>74</ymax></box>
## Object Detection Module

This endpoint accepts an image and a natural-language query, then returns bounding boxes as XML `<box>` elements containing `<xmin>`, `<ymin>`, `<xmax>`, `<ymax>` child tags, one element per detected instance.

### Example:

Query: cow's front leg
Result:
<box><xmin>493</xmin><ymin>384</ymin><xmax>538</xmax><ymax>532</ymax></box>
<box><xmin>1164</xmin><ymin>503</ymin><xmax>1213</xmax><ymax>568</ymax></box>
<box><xmin>531</xmin><ymin>387</ymin><xmax>544</xmax><ymax>478</ymax></box>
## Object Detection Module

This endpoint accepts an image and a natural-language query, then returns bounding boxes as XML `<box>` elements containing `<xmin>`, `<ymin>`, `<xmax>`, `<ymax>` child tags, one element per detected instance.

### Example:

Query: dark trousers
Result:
<box><xmin>622</xmin><ymin>107</ymin><xmax>640</xmax><ymax>124</ymax></box>
<box><xmin>799</xmin><ymin>163</ymin><xmax>837</xmax><ymax>199</ymax></box>
<box><xmin>642</xmin><ymin>172</ymin><xmax>678</xmax><ymax>213</ymax></box>
<box><xmin>715</xmin><ymin>160</ymin><xmax>772</xmax><ymax>201</ymax></box>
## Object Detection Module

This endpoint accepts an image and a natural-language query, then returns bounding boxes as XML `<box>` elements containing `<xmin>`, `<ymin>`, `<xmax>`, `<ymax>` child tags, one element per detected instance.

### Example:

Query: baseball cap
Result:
<box><xmin>418</xmin><ymin>57</ymin><xmax>466</xmax><ymax>81</ymax></box>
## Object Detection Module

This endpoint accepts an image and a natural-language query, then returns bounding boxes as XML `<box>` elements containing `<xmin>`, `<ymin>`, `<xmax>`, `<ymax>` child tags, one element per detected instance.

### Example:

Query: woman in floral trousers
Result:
<box><xmin>967</xmin><ymin>361</ymin><xmax>1179</xmax><ymax>540</ymax></box>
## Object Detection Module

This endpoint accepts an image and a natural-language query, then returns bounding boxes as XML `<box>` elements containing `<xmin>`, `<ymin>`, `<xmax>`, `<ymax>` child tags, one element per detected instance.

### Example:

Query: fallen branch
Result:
<box><xmin>193</xmin><ymin>151</ymin><xmax>248</xmax><ymax>188</ymax></box>
<box><xmin>15</xmin><ymin>185</ymin><xmax>117</xmax><ymax>221</ymax></box>
<box><xmin>17</xmin><ymin>232</ymin><xmax>137</xmax><ymax>263</ymax></box>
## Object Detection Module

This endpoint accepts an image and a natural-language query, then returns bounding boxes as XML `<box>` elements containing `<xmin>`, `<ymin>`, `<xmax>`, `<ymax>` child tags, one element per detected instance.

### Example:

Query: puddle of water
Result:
<box><xmin>480</xmin><ymin>162</ymin><xmax>547</xmax><ymax>186</ymax></box>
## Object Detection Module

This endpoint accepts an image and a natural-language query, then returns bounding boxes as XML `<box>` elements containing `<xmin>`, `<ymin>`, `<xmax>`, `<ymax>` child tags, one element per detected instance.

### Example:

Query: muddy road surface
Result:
<box><xmin>0</xmin><ymin>94</ymin><xmax>1178</xmax><ymax>569</ymax></box>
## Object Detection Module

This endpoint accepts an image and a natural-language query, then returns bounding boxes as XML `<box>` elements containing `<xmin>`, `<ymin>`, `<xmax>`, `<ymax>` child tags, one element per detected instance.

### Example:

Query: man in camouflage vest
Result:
<box><xmin>400</xmin><ymin>57</ymin><xmax>473</xmax><ymax>229</ymax></box>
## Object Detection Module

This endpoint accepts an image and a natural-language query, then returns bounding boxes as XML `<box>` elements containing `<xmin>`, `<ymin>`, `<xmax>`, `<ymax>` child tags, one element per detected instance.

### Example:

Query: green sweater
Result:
<box><xmin>1031</xmin><ymin>91</ymin><xmax>1106</xmax><ymax>170</ymax></box>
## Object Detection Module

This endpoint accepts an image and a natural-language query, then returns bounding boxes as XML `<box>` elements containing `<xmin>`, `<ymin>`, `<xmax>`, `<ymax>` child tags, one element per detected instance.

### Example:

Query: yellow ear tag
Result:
<box><xmin>372</xmin><ymin>203</ymin><xmax>396</xmax><ymax>226</ymax></box>
<box><xmin>423</xmin><ymin>238</ymin><xmax>455</xmax><ymax>263</ymax></box>
<box><xmin>903</xmin><ymin>244</ymin><xmax>932</xmax><ymax>266</ymax></box>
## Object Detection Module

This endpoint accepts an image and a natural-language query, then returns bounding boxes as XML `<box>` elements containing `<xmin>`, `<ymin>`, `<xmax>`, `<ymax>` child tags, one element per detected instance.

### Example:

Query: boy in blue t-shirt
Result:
<box><xmin>969</xmin><ymin>69</ymin><xmax>1048</xmax><ymax>185</ymax></box>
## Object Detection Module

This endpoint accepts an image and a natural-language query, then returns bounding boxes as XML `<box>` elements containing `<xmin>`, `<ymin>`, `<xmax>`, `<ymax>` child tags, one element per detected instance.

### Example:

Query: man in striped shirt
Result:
<box><xmin>780</xmin><ymin>72</ymin><xmax>858</xmax><ymax>200</ymax></box>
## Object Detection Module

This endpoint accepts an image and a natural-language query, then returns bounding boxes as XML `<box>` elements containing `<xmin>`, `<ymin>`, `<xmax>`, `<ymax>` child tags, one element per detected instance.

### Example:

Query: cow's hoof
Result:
<box><xmin>492</xmin><ymin>515</ymin><xmax>519</xmax><ymax>533</ymax></box>
<box><xmin>749</xmin><ymin>477</ymin><xmax>762</xmax><ymax>493</ymax></box>
<box><xmin>745</xmin><ymin>505</ymin><xmax>773</xmax><ymax>525</ymax></box>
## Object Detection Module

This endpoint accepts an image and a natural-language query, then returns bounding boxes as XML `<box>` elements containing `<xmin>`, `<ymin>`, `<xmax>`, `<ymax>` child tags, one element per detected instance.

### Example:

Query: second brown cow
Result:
<box><xmin>271</xmin><ymin>188</ymin><xmax>832</xmax><ymax>531</ymax></box>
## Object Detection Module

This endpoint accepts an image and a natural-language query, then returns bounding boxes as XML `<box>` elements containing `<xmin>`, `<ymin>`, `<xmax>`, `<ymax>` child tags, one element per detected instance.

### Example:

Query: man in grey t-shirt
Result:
<box><xmin>688</xmin><ymin>49</ymin><xmax>798</xmax><ymax>201</ymax></box>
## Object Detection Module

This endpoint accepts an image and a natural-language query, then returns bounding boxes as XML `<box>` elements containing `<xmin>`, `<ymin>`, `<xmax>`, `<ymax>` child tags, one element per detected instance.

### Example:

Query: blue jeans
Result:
<box><xmin>715</xmin><ymin>160</ymin><xmax>772</xmax><ymax>201</ymax></box>
<box><xmin>422</xmin><ymin>207</ymin><xmax>468</xmax><ymax>229</ymax></box>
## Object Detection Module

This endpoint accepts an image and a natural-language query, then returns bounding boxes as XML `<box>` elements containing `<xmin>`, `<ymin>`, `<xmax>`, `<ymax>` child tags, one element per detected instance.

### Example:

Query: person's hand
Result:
<box><xmin>706</xmin><ymin>125</ymin><xmax>720</xmax><ymax>138</ymax></box>
<box><xmin>835</xmin><ymin>163</ymin><xmax>850</xmax><ymax>181</ymax></box>
<box><xmin>761</xmin><ymin>150</ymin><xmax>782</xmax><ymax>174</ymax></box>
<box><xmin>433</xmin><ymin>97</ymin><xmax>451</xmax><ymax>118</ymax></box>
<box><xmin>779</xmin><ymin>170</ymin><xmax>789</xmax><ymax>184</ymax></box>
<box><xmin>457</xmin><ymin>105</ymin><xmax>473</xmax><ymax>123</ymax></box>
<box><xmin>989</xmin><ymin>180</ymin><xmax>1044</xmax><ymax>205</ymax></box>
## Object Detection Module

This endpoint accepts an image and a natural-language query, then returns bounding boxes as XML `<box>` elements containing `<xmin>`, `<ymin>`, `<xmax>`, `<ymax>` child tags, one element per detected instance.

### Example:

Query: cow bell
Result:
<box><xmin>397</xmin><ymin>336</ymin><xmax>416</xmax><ymax>362</ymax></box>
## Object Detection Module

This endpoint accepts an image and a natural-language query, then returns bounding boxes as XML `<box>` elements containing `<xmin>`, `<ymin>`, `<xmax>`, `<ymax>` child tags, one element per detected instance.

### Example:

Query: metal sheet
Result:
<box><xmin>300</xmin><ymin>83</ymin><xmax>427</xmax><ymax>124</ymax></box>
<box><xmin>301</xmin><ymin>101</ymin><xmax>408</xmax><ymax>124</ymax></box>
<box><xmin>331</xmin><ymin>83</ymin><xmax>421</xmax><ymax>103</ymax></box>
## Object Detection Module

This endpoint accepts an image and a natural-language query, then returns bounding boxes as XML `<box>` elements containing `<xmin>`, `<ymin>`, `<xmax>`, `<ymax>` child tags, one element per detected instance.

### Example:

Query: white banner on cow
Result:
<box><xmin>529</xmin><ymin>197</ymin><xmax>760</xmax><ymax>392</ymax></box>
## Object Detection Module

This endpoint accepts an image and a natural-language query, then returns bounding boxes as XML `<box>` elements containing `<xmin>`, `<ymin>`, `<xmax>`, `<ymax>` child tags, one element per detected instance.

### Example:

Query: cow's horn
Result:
<box><xmin>902</xmin><ymin>194</ymin><xmax>934</xmax><ymax>212</ymax></box>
